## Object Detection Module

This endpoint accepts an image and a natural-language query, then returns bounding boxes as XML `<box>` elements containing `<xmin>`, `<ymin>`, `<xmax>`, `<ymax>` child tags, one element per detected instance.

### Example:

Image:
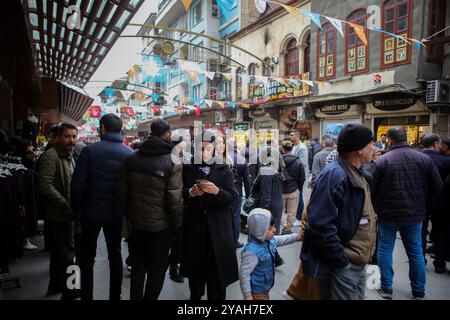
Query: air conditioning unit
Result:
<box><xmin>426</xmin><ymin>80</ymin><xmax>450</xmax><ymax>104</ymax></box>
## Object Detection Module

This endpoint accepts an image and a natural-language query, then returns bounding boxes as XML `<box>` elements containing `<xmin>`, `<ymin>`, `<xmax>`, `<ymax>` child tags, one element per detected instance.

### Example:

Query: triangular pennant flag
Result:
<box><xmin>204</xmin><ymin>71</ymin><xmax>215</xmax><ymax>80</ymax></box>
<box><xmin>195</xmin><ymin>105</ymin><xmax>201</xmax><ymax>117</ymax></box>
<box><xmin>348</xmin><ymin>22</ymin><xmax>367</xmax><ymax>46</ymax></box>
<box><xmin>301</xmin><ymin>79</ymin><xmax>315</xmax><ymax>87</ymax></box>
<box><xmin>372</xmin><ymin>28</ymin><xmax>411</xmax><ymax>45</ymax></box>
<box><xmin>217</xmin><ymin>101</ymin><xmax>225</xmax><ymax>108</ymax></box>
<box><xmin>185</xmin><ymin>70</ymin><xmax>201</xmax><ymax>84</ymax></box>
<box><xmin>181</xmin><ymin>0</ymin><xmax>192</xmax><ymax>11</ymax></box>
<box><xmin>205</xmin><ymin>100</ymin><xmax>213</xmax><ymax>108</ymax></box>
<box><xmin>104</xmin><ymin>88</ymin><xmax>116</xmax><ymax>99</ymax></box>
<box><xmin>407</xmin><ymin>37</ymin><xmax>425</xmax><ymax>49</ymax></box>
<box><xmin>297</xmin><ymin>8</ymin><xmax>322</xmax><ymax>30</ymax></box>
<box><xmin>240</xmin><ymin>103</ymin><xmax>250</xmax><ymax>109</ymax></box>
<box><xmin>278</xmin><ymin>3</ymin><xmax>302</xmax><ymax>22</ymax></box>
<box><xmin>121</xmin><ymin>90</ymin><xmax>132</xmax><ymax>102</ymax></box>
<box><xmin>326</xmin><ymin>16</ymin><xmax>344</xmax><ymax>37</ymax></box>
<box><xmin>222</xmin><ymin>73</ymin><xmax>233</xmax><ymax>81</ymax></box>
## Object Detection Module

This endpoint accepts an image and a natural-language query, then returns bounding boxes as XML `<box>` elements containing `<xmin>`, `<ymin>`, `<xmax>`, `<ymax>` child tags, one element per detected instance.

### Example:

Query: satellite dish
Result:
<box><xmin>162</xmin><ymin>41</ymin><xmax>175</xmax><ymax>55</ymax></box>
<box><xmin>254</xmin><ymin>0</ymin><xmax>267</xmax><ymax>14</ymax></box>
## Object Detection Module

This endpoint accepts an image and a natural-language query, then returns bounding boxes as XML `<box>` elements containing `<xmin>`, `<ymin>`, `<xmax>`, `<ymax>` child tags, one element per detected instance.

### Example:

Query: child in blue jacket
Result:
<box><xmin>240</xmin><ymin>208</ymin><xmax>300</xmax><ymax>300</ymax></box>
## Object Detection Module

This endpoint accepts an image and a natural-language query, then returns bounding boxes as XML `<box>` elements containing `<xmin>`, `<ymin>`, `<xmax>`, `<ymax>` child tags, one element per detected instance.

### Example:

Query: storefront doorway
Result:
<box><xmin>374</xmin><ymin>115</ymin><xmax>430</xmax><ymax>147</ymax></box>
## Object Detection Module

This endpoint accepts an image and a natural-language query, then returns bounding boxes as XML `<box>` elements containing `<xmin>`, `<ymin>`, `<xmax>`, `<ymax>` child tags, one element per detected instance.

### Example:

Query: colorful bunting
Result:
<box><xmin>195</xmin><ymin>105</ymin><xmax>201</xmax><ymax>117</ymax></box>
<box><xmin>204</xmin><ymin>71</ymin><xmax>215</xmax><ymax>80</ymax></box>
<box><xmin>347</xmin><ymin>22</ymin><xmax>367</xmax><ymax>46</ymax></box>
<box><xmin>326</xmin><ymin>16</ymin><xmax>344</xmax><ymax>37</ymax></box>
<box><xmin>297</xmin><ymin>8</ymin><xmax>322</xmax><ymax>30</ymax></box>
<box><xmin>181</xmin><ymin>0</ymin><xmax>192</xmax><ymax>11</ymax></box>
<box><xmin>278</xmin><ymin>3</ymin><xmax>302</xmax><ymax>22</ymax></box>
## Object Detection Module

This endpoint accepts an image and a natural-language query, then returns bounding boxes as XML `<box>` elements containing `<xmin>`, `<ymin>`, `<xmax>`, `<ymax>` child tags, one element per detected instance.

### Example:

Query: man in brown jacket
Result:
<box><xmin>39</xmin><ymin>123</ymin><xmax>79</xmax><ymax>300</ymax></box>
<box><xmin>118</xmin><ymin>119</ymin><xmax>183</xmax><ymax>300</ymax></box>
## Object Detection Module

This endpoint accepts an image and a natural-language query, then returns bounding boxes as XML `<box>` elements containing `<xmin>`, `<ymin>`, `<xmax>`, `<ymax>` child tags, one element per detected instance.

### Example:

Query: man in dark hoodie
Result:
<box><xmin>118</xmin><ymin>119</ymin><xmax>184</xmax><ymax>300</ymax></box>
<box><xmin>71</xmin><ymin>114</ymin><xmax>133</xmax><ymax>300</ymax></box>
<box><xmin>280</xmin><ymin>140</ymin><xmax>305</xmax><ymax>235</ymax></box>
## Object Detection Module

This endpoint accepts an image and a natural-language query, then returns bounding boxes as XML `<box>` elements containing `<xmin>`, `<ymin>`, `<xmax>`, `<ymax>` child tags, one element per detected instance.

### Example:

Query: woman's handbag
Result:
<box><xmin>243</xmin><ymin>175</ymin><xmax>261</xmax><ymax>214</ymax></box>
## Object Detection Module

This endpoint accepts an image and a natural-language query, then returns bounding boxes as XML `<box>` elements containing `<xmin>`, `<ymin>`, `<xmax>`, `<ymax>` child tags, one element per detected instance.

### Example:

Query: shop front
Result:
<box><xmin>366</xmin><ymin>93</ymin><xmax>431</xmax><ymax>147</ymax></box>
<box><xmin>313</xmin><ymin>102</ymin><xmax>363</xmax><ymax>140</ymax></box>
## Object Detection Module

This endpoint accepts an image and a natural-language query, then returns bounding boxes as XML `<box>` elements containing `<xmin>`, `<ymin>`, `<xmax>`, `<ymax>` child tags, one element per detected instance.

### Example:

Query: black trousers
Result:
<box><xmin>188</xmin><ymin>270</ymin><xmax>225</xmax><ymax>301</ymax></box>
<box><xmin>80</xmin><ymin>220</ymin><xmax>123</xmax><ymax>300</ymax></box>
<box><xmin>48</xmin><ymin>221</ymin><xmax>75</xmax><ymax>298</ymax></box>
<box><xmin>433</xmin><ymin>222</ymin><xmax>450</xmax><ymax>265</ymax></box>
<box><xmin>129</xmin><ymin>229</ymin><xmax>171</xmax><ymax>300</ymax></box>
<box><xmin>169</xmin><ymin>228</ymin><xmax>183</xmax><ymax>268</ymax></box>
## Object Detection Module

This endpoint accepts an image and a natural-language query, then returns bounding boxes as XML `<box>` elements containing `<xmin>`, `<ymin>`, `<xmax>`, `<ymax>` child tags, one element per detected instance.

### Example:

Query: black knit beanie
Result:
<box><xmin>337</xmin><ymin>124</ymin><xmax>373</xmax><ymax>153</ymax></box>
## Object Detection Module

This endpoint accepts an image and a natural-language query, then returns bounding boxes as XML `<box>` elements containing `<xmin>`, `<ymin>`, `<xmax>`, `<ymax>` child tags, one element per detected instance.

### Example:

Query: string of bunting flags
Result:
<box><xmin>185</xmin><ymin>0</ymin><xmax>425</xmax><ymax>49</ymax></box>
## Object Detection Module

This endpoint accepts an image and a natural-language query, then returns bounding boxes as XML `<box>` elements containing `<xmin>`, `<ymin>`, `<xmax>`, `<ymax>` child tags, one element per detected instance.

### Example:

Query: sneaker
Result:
<box><xmin>412</xmin><ymin>291</ymin><xmax>425</xmax><ymax>300</ymax></box>
<box><xmin>293</xmin><ymin>220</ymin><xmax>301</xmax><ymax>227</ymax></box>
<box><xmin>282</xmin><ymin>290</ymin><xmax>294</xmax><ymax>300</ymax></box>
<box><xmin>127</xmin><ymin>265</ymin><xmax>132</xmax><ymax>272</ymax></box>
<box><xmin>377</xmin><ymin>287</ymin><xmax>393</xmax><ymax>300</ymax></box>
<box><xmin>169</xmin><ymin>265</ymin><xmax>184</xmax><ymax>283</ymax></box>
<box><xmin>425</xmin><ymin>244</ymin><xmax>436</xmax><ymax>255</ymax></box>
<box><xmin>236</xmin><ymin>241</ymin><xmax>244</xmax><ymax>249</ymax></box>
<box><xmin>281</xmin><ymin>228</ymin><xmax>293</xmax><ymax>235</ymax></box>
<box><xmin>24</xmin><ymin>239</ymin><xmax>38</xmax><ymax>251</ymax></box>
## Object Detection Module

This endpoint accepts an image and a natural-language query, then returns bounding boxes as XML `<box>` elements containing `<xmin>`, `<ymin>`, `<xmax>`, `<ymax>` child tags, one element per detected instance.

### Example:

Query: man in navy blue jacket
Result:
<box><xmin>372</xmin><ymin>127</ymin><xmax>443</xmax><ymax>300</ymax></box>
<box><xmin>300</xmin><ymin>124</ymin><xmax>376</xmax><ymax>300</ymax></box>
<box><xmin>71</xmin><ymin>114</ymin><xmax>133</xmax><ymax>300</ymax></box>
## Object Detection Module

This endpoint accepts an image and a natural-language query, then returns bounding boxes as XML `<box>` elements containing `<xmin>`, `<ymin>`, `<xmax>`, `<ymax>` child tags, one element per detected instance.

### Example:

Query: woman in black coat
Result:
<box><xmin>180</xmin><ymin>133</ymin><xmax>239</xmax><ymax>300</ymax></box>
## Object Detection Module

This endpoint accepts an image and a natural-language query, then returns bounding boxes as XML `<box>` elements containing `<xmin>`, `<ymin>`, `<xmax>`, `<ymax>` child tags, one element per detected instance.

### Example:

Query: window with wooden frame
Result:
<box><xmin>381</xmin><ymin>0</ymin><xmax>411</xmax><ymax>68</ymax></box>
<box><xmin>427</xmin><ymin>0</ymin><xmax>446</xmax><ymax>63</ymax></box>
<box><xmin>317</xmin><ymin>23</ymin><xmax>336</xmax><ymax>80</ymax></box>
<box><xmin>304</xmin><ymin>34</ymin><xmax>310</xmax><ymax>73</ymax></box>
<box><xmin>248</xmin><ymin>63</ymin><xmax>256</xmax><ymax>99</ymax></box>
<box><xmin>235</xmin><ymin>67</ymin><xmax>242</xmax><ymax>101</ymax></box>
<box><xmin>285</xmin><ymin>38</ymin><xmax>299</xmax><ymax>76</ymax></box>
<box><xmin>346</xmin><ymin>10</ymin><xmax>368</xmax><ymax>75</ymax></box>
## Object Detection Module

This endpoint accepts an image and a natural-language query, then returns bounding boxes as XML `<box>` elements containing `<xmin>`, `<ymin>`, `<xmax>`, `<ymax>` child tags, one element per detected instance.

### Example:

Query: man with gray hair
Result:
<box><xmin>310</xmin><ymin>137</ymin><xmax>335</xmax><ymax>187</ymax></box>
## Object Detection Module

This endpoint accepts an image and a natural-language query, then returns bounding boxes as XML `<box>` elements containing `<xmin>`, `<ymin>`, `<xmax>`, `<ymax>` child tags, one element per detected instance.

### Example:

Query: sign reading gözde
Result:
<box><xmin>320</xmin><ymin>103</ymin><xmax>351</xmax><ymax>115</ymax></box>
<box><xmin>373</xmin><ymin>93</ymin><xmax>417</xmax><ymax>111</ymax></box>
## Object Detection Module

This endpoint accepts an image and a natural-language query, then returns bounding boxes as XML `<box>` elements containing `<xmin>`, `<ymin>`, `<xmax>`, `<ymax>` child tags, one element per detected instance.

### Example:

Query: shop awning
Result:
<box><xmin>22</xmin><ymin>0</ymin><xmax>144</xmax><ymax>88</ymax></box>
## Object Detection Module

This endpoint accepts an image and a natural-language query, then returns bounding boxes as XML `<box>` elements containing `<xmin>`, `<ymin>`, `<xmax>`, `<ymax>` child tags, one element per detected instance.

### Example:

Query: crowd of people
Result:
<box><xmin>2</xmin><ymin>113</ymin><xmax>449</xmax><ymax>301</ymax></box>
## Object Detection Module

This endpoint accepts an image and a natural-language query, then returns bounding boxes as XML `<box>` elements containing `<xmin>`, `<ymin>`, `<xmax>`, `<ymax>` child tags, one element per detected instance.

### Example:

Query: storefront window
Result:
<box><xmin>374</xmin><ymin>115</ymin><xmax>430</xmax><ymax>147</ymax></box>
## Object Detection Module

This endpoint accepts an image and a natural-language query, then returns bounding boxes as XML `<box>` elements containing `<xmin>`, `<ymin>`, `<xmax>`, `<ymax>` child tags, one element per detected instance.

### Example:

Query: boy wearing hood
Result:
<box><xmin>240</xmin><ymin>208</ymin><xmax>300</xmax><ymax>300</ymax></box>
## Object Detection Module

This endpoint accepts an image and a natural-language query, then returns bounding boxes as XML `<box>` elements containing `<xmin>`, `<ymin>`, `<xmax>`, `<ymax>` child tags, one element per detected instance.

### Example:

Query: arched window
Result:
<box><xmin>346</xmin><ymin>9</ymin><xmax>368</xmax><ymax>74</ymax></box>
<box><xmin>317</xmin><ymin>23</ymin><xmax>336</xmax><ymax>80</ymax></box>
<box><xmin>235</xmin><ymin>67</ymin><xmax>243</xmax><ymax>101</ymax></box>
<box><xmin>262</xmin><ymin>57</ymin><xmax>272</xmax><ymax>77</ymax></box>
<box><xmin>304</xmin><ymin>34</ymin><xmax>310</xmax><ymax>73</ymax></box>
<box><xmin>248</xmin><ymin>63</ymin><xmax>256</xmax><ymax>99</ymax></box>
<box><xmin>285</xmin><ymin>38</ymin><xmax>299</xmax><ymax>76</ymax></box>
<box><xmin>381</xmin><ymin>0</ymin><xmax>411</xmax><ymax>67</ymax></box>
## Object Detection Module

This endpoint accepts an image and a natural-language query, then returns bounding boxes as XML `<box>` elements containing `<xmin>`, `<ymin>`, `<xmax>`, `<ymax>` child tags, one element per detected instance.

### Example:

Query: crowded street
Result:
<box><xmin>1</xmin><ymin>0</ymin><xmax>450</xmax><ymax>304</ymax></box>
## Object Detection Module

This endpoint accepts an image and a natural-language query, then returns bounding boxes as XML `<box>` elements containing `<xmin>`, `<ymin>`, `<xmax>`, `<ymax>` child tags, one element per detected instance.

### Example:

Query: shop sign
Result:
<box><xmin>373</xmin><ymin>93</ymin><xmax>417</xmax><ymax>111</ymax></box>
<box><xmin>234</xmin><ymin>123</ymin><xmax>249</xmax><ymax>131</ymax></box>
<box><xmin>320</xmin><ymin>103</ymin><xmax>351</xmax><ymax>115</ymax></box>
<box><xmin>252</xmin><ymin>73</ymin><xmax>310</xmax><ymax>104</ymax></box>
<box><xmin>373</xmin><ymin>73</ymin><xmax>382</xmax><ymax>88</ymax></box>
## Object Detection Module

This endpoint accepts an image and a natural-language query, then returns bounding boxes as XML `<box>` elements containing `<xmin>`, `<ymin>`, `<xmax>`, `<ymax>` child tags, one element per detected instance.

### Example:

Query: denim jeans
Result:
<box><xmin>377</xmin><ymin>221</ymin><xmax>426</xmax><ymax>293</ymax></box>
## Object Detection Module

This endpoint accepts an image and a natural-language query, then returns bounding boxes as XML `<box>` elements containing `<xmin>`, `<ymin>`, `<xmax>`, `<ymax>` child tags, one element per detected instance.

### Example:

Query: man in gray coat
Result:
<box><xmin>311</xmin><ymin>138</ymin><xmax>335</xmax><ymax>187</ymax></box>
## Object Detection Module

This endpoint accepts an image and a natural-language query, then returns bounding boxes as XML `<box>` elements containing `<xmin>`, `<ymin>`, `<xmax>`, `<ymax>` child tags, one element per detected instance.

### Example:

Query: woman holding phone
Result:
<box><xmin>180</xmin><ymin>130</ymin><xmax>239</xmax><ymax>300</ymax></box>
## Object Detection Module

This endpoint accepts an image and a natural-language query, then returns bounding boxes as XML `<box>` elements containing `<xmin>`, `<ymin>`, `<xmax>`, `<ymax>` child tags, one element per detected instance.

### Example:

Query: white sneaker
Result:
<box><xmin>293</xmin><ymin>220</ymin><xmax>301</xmax><ymax>227</ymax></box>
<box><xmin>282</xmin><ymin>290</ymin><xmax>294</xmax><ymax>300</ymax></box>
<box><xmin>24</xmin><ymin>239</ymin><xmax>38</xmax><ymax>251</ymax></box>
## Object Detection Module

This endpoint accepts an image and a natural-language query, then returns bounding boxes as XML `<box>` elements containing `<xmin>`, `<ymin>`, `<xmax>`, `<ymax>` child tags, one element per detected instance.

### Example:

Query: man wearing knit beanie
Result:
<box><xmin>299</xmin><ymin>123</ymin><xmax>376</xmax><ymax>300</ymax></box>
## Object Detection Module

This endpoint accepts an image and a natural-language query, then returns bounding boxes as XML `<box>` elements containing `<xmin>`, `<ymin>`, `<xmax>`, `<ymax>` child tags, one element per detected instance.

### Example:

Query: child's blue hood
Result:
<box><xmin>247</xmin><ymin>208</ymin><xmax>271</xmax><ymax>242</ymax></box>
